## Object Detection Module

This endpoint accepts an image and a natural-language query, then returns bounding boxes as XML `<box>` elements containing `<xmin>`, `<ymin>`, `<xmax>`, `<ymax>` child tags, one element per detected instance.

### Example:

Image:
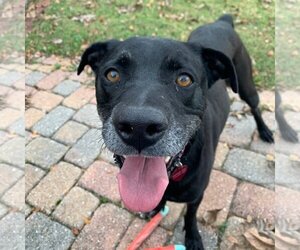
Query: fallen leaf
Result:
<box><xmin>202</xmin><ymin>209</ymin><xmax>222</xmax><ymax>224</ymax></box>
<box><xmin>83</xmin><ymin>217</ymin><xmax>91</xmax><ymax>225</ymax></box>
<box><xmin>72</xmin><ymin>228</ymin><xmax>79</xmax><ymax>236</ymax></box>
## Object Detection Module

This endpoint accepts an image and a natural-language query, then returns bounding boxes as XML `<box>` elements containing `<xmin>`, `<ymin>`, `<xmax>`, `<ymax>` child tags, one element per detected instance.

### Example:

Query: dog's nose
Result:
<box><xmin>113</xmin><ymin>106</ymin><xmax>168</xmax><ymax>152</ymax></box>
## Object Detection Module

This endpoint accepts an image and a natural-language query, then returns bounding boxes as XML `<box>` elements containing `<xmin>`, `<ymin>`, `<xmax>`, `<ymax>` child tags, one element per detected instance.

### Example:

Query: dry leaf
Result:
<box><xmin>266</xmin><ymin>154</ymin><xmax>274</xmax><ymax>161</ymax></box>
<box><xmin>72</xmin><ymin>228</ymin><xmax>79</xmax><ymax>236</ymax></box>
<box><xmin>244</xmin><ymin>229</ymin><xmax>273</xmax><ymax>250</ymax></box>
<box><xmin>247</xmin><ymin>227</ymin><xmax>274</xmax><ymax>246</ymax></box>
<box><xmin>275</xmin><ymin>230</ymin><xmax>300</xmax><ymax>247</ymax></box>
<box><xmin>83</xmin><ymin>217</ymin><xmax>91</xmax><ymax>225</ymax></box>
<box><xmin>202</xmin><ymin>209</ymin><xmax>222</xmax><ymax>224</ymax></box>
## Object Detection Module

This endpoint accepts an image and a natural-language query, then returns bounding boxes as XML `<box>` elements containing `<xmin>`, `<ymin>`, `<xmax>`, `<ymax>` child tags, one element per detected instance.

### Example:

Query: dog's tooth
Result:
<box><xmin>165</xmin><ymin>156</ymin><xmax>171</xmax><ymax>163</ymax></box>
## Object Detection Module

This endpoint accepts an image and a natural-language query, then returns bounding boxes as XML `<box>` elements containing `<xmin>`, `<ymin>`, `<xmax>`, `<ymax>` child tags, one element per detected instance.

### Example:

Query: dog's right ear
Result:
<box><xmin>77</xmin><ymin>39</ymin><xmax>120</xmax><ymax>75</ymax></box>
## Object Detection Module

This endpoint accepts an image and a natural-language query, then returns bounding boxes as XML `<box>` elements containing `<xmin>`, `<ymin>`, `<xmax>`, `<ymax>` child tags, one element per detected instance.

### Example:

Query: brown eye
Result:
<box><xmin>106</xmin><ymin>69</ymin><xmax>120</xmax><ymax>83</ymax></box>
<box><xmin>176</xmin><ymin>74</ymin><xmax>193</xmax><ymax>87</ymax></box>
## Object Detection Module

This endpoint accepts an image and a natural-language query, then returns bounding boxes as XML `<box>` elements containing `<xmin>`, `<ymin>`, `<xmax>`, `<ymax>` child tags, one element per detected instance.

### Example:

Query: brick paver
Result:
<box><xmin>73</xmin><ymin>104</ymin><xmax>102</xmax><ymax>128</ymax></box>
<box><xmin>0</xmin><ymin>108</ymin><xmax>21</xmax><ymax>129</ymax></box>
<box><xmin>213</xmin><ymin>142</ymin><xmax>229</xmax><ymax>169</ymax></box>
<box><xmin>26</xmin><ymin>71</ymin><xmax>46</xmax><ymax>86</ymax></box>
<box><xmin>21</xmin><ymin>63</ymin><xmax>282</xmax><ymax>249</ymax></box>
<box><xmin>25</xmin><ymin>164</ymin><xmax>45</xmax><ymax>195</ymax></box>
<box><xmin>223</xmin><ymin>148</ymin><xmax>274</xmax><ymax>188</ymax></box>
<box><xmin>2</xmin><ymin>177</ymin><xmax>24</xmax><ymax>210</ymax></box>
<box><xmin>63</xmin><ymin>86</ymin><xmax>94</xmax><ymax>109</ymax></box>
<box><xmin>0</xmin><ymin>212</ymin><xmax>25</xmax><ymax>250</ymax></box>
<box><xmin>72</xmin><ymin>203</ymin><xmax>132</xmax><ymax>250</ymax></box>
<box><xmin>64</xmin><ymin>129</ymin><xmax>102</xmax><ymax>168</ymax></box>
<box><xmin>0</xmin><ymin>164</ymin><xmax>23</xmax><ymax>195</ymax></box>
<box><xmin>232</xmin><ymin>182</ymin><xmax>275</xmax><ymax>224</ymax></box>
<box><xmin>32</xmin><ymin>105</ymin><xmax>75</xmax><ymax>137</ymax></box>
<box><xmin>52</xmin><ymin>186</ymin><xmax>99</xmax><ymax>229</ymax></box>
<box><xmin>79</xmin><ymin>161</ymin><xmax>120</xmax><ymax>202</ymax></box>
<box><xmin>6</xmin><ymin>90</ymin><xmax>24</xmax><ymax>111</ymax></box>
<box><xmin>0</xmin><ymin>137</ymin><xmax>25</xmax><ymax>168</ymax></box>
<box><xmin>26</xmin><ymin>212</ymin><xmax>74</xmax><ymax>250</ymax></box>
<box><xmin>117</xmin><ymin>217</ymin><xmax>168</xmax><ymax>249</ymax></box>
<box><xmin>26</xmin><ymin>162</ymin><xmax>81</xmax><ymax>214</ymax></box>
<box><xmin>26</xmin><ymin>137</ymin><xmax>68</xmax><ymax>169</ymax></box>
<box><xmin>25</xmin><ymin>108</ymin><xmax>45</xmax><ymax>130</ymax></box>
<box><xmin>220</xmin><ymin>115</ymin><xmax>256</xmax><ymax>146</ymax></box>
<box><xmin>0</xmin><ymin>71</ymin><xmax>24</xmax><ymax>86</ymax></box>
<box><xmin>53</xmin><ymin>79</ymin><xmax>81</xmax><ymax>96</ymax></box>
<box><xmin>53</xmin><ymin>120</ymin><xmax>88</xmax><ymax>145</ymax></box>
<box><xmin>37</xmin><ymin>70</ymin><xmax>69</xmax><ymax>90</ymax></box>
<box><xmin>0</xmin><ymin>203</ymin><xmax>7</xmax><ymax>218</ymax></box>
<box><xmin>197</xmin><ymin>170</ymin><xmax>237</xmax><ymax>226</ymax></box>
<box><xmin>30</xmin><ymin>90</ymin><xmax>63</xmax><ymax>112</ymax></box>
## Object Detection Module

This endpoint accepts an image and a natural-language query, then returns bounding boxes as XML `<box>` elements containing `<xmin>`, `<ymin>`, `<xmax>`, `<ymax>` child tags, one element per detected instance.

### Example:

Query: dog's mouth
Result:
<box><xmin>116</xmin><ymin>151</ymin><xmax>184</xmax><ymax>213</ymax></box>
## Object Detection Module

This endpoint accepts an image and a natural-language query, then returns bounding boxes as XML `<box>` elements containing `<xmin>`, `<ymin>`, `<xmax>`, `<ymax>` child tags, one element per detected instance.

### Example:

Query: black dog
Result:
<box><xmin>78</xmin><ymin>14</ymin><xmax>273</xmax><ymax>250</ymax></box>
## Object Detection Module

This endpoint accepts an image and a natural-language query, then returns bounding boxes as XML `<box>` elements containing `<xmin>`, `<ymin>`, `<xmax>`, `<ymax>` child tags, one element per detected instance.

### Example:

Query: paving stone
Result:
<box><xmin>6</xmin><ymin>90</ymin><xmax>24</xmax><ymax>111</ymax></box>
<box><xmin>72</xmin><ymin>203</ymin><xmax>132</xmax><ymax>250</ymax></box>
<box><xmin>220</xmin><ymin>216</ymin><xmax>253</xmax><ymax>250</ymax></box>
<box><xmin>0</xmin><ymin>130</ymin><xmax>10</xmax><ymax>146</ymax></box>
<box><xmin>276</xmin><ymin>185</ymin><xmax>300</xmax><ymax>221</ymax></box>
<box><xmin>230</xmin><ymin>100</ymin><xmax>246</xmax><ymax>112</ymax></box>
<box><xmin>0</xmin><ymin>164</ymin><xmax>23</xmax><ymax>195</ymax></box>
<box><xmin>37</xmin><ymin>70</ymin><xmax>69</xmax><ymax>90</ymax></box>
<box><xmin>160</xmin><ymin>202</ymin><xmax>185</xmax><ymax>230</ymax></box>
<box><xmin>275</xmin><ymin>132</ymin><xmax>300</xmax><ymax>157</ymax></box>
<box><xmin>53</xmin><ymin>120</ymin><xmax>88</xmax><ymax>145</ymax></box>
<box><xmin>213</xmin><ymin>142</ymin><xmax>229</xmax><ymax>169</ymax></box>
<box><xmin>0</xmin><ymin>108</ymin><xmax>21</xmax><ymax>129</ymax></box>
<box><xmin>0</xmin><ymin>203</ymin><xmax>8</xmax><ymax>218</ymax></box>
<box><xmin>0</xmin><ymin>71</ymin><xmax>24</xmax><ymax>86</ymax></box>
<box><xmin>26</xmin><ymin>137</ymin><xmax>68</xmax><ymax>169</ymax></box>
<box><xmin>25</xmin><ymin>164</ymin><xmax>45</xmax><ymax>195</ymax></box>
<box><xmin>0</xmin><ymin>85</ymin><xmax>13</xmax><ymax>95</ymax></box>
<box><xmin>99</xmin><ymin>147</ymin><xmax>116</xmax><ymax>164</ymax></box>
<box><xmin>73</xmin><ymin>104</ymin><xmax>102</xmax><ymax>128</ymax></box>
<box><xmin>8</xmin><ymin>118</ymin><xmax>25</xmax><ymax>136</ymax></box>
<box><xmin>260</xmin><ymin>90</ymin><xmax>275</xmax><ymax>111</ymax></box>
<box><xmin>24</xmin><ymin>204</ymin><xmax>32</xmax><ymax>217</ymax></box>
<box><xmin>63</xmin><ymin>86</ymin><xmax>95</xmax><ymax>109</ymax></box>
<box><xmin>276</xmin><ymin>154</ymin><xmax>300</xmax><ymax>190</ymax></box>
<box><xmin>0</xmin><ymin>137</ymin><xmax>25</xmax><ymax>168</ymax></box>
<box><xmin>281</xmin><ymin>90</ymin><xmax>300</xmax><ymax>111</ymax></box>
<box><xmin>79</xmin><ymin>161</ymin><xmax>120</xmax><ymax>202</ymax></box>
<box><xmin>13</xmin><ymin>77</ymin><xmax>25</xmax><ymax>90</ymax></box>
<box><xmin>232</xmin><ymin>182</ymin><xmax>275</xmax><ymax>224</ymax></box>
<box><xmin>223</xmin><ymin>148</ymin><xmax>274</xmax><ymax>188</ymax></box>
<box><xmin>25</xmin><ymin>71</ymin><xmax>46</xmax><ymax>86</ymax></box>
<box><xmin>25</xmin><ymin>85</ymin><xmax>37</xmax><ymax>97</ymax></box>
<box><xmin>2</xmin><ymin>177</ymin><xmax>24</xmax><ymax>210</ymax></box>
<box><xmin>262</xmin><ymin>111</ymin><xmax>276</xmax><ymax>131</ymax></box>
<box><xmin>26</xmin><ymin>162</ymin><xmax>81</xmax><ymax>214</ymax></box>
<box><xmin>36</xmin><ymin>65</ymin><xmax>54</xmax><ymax>73</ymax></box>
<box><xmin>25</xmin><ymin>108</ymin><xmax>44</xmax><ymax>129</ymax></box>
<box><xmin>69</xmin><ymin>71</ymin><xmax>92</xmax><ymax>83</ymax></box>
<box><xmin>284</xmin><ymin>111</ymin><xmax>300</xmax><ymax>131</ymax></box>
<box><xmin>0</xmin><ymin>212</ymin><xmax>25</xmax><ymax>250</ymax></box>
<box><xmin>53</xmin><ymin>186</ymin><xmax>99</xmax><ymax>229</ymax></box>
<box><xmin>53</xmin><ymin>79</ymin><xmax>81</xmax><ymax>96</ymax></box>
<box><xmin>220</xmin><ymin>115</ymin><xmax>256</xmax><ymax>147</ymax></box>
<box><xmin>170</xmin><ymin>219</ymin><xmax>218</xmax><ymax>250</ymax></box>
<box><xmin>197</xmin><ymin>170</ymin><xmax>237</xmax><ymax>226</ymax></box>
<box><xmin>117</xmin><ymin>217</ymin><xmax>168</xmax><ymax>249</ymax></box>
<box><xmin>32</xmin><ymin>105</ymin><xmax>75</xmax><ymax>137</ymax></box>
<box><xmin>250</xmin><ymin>132</ymin><xmax>275</xmax><ymax>155</ymax></box>
<box><xmin>64</xmin><ymin>129</ymin><xmax>102</xmax><ymax>168</ymax></box>
<box><xmin>30</xmin><ymin>90</ymin><xmax>63</xmax><ymax>112</ymax></box>
<box><xmin>26</xmin><ymin>212</ymin><xmax>74</xmax><ymax>250</ymax></box>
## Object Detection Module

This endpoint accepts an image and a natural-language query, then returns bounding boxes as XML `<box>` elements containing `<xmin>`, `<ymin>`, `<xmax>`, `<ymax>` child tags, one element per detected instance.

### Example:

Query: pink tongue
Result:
<box><xmin>117</xmin><ymin>156</ymin><xmax>169</xmax><ymax>212</ymax></box>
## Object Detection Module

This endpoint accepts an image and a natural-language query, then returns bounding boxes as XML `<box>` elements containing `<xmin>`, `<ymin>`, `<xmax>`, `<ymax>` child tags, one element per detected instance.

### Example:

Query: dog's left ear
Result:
<box><xmin>77</xmin><ymin>39</ymin><xmax>120</xmax><ymax>75</ymax></box>
<box><xmin>202</xmin><ymin>48</ymin><xmax>238</xmax><ymax>93</ymax></box>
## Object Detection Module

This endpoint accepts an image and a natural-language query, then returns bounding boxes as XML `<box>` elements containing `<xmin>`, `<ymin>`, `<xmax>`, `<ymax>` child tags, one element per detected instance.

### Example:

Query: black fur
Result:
<box><xmin>78</xmin><ymin>14</ymin><xmax>274</xmax><ymax>249</ymax></box>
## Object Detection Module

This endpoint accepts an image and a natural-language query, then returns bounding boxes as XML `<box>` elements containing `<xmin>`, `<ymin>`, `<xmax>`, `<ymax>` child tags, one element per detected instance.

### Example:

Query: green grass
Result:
<box><xmin>26</xmin><ymin>0</ymin><xmax>274</xmax><ymax>88</ymax></box>
<box><xmin>276</xmin><ymin>0</ymin><xmax>300</xmax><ymax>88</ymax></box>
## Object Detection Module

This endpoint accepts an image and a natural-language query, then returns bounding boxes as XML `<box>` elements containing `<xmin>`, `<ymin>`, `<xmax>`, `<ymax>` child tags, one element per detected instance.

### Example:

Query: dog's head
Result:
<box><xmin>78</xmin><ymin>37</ymin><xmax>237</xmax><ymax>212</ymax></box>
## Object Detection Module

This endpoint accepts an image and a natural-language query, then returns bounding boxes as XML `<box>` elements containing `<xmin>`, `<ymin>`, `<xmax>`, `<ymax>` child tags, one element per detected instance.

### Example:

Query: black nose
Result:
<box><xmin>113</xmin><ymin>106</ymin><xmax>168</xmax><ymax>152</ymax></box>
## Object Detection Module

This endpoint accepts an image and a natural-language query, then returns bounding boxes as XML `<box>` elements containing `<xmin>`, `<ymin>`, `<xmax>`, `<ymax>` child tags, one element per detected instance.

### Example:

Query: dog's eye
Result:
<box><xmin>106</xmin><ymin>69</ymin><xmax>120</xmax><ymax>83</ymax></box>
<box><xmin>176</xmin><ymin>74</ymin><xmax>193</xmax><ymax>87</ymax></box>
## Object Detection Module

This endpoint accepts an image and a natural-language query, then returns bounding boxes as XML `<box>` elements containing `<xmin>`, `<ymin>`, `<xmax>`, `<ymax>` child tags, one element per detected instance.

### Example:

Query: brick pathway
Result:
<box><xmin>0</xmin><ymin>57</ymin><xmax>300</xmax><ymax>249</ymax></box>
